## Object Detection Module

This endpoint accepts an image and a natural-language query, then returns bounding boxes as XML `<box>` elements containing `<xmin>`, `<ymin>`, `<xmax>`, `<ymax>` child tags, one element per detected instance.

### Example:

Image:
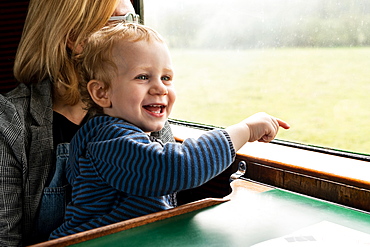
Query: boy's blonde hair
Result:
<box><xmin>75</xmin><ymin>23</ymin><xmax>165</xmax><ymax>115</ymax></box>
<box><xmin>14</xmin><ymin>0</ymin><xmax>120</xmax><ymax>106</ymax></box>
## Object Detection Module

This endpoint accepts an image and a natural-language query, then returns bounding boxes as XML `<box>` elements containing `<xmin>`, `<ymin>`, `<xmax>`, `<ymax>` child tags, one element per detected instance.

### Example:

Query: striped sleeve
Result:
<box><xmin>87</xmin><ymin>125</ymin><xmax>235</xmax><ymax>197</ymax></box>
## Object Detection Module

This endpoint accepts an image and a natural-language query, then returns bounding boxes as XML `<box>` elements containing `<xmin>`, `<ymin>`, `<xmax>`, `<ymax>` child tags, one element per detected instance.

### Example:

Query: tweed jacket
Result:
<box><xmin>0</xmin><ymin>80</ymin><xmax>54</xmax><ymax>246</ymax></box>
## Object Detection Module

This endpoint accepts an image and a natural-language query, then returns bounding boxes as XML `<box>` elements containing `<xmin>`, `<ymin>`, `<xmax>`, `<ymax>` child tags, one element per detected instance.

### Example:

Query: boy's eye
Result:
<box><xmin>161</xmin><ymin>76</ymin><xmax>171</xmax><ymax>81</ymax></box>
<box><xmin>136</xmin><ymin>75</ymin><xmax>149</xmax><ymax>80</ymax></box>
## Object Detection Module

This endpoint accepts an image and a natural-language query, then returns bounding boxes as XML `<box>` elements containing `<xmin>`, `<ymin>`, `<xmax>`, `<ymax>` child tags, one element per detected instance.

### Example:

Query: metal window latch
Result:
<box><xmin>230</xmin><ymin>161</ymin><xmax>247</xmax><ymax>182</ymax></box>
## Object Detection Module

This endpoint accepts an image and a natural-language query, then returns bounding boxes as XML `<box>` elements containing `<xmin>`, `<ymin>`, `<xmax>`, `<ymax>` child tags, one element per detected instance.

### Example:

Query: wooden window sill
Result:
<box><xmin>170</xmin><ymin>124</ymin><xmax>370</xmax><ymax>211</ymax></box>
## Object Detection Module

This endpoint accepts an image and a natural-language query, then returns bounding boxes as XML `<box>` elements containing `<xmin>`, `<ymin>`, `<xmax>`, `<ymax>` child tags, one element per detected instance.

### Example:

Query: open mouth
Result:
<box><xmin>143</xmin><ymin>104</ymin><xmax>165</xmax><ymax>114</ymax></box>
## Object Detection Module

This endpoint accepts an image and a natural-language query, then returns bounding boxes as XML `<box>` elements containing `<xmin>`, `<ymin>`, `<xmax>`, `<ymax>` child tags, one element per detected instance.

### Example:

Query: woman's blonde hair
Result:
<box><xmin>14</xmin><ymin>0</ymin><xmax>120</xmax><ymax>105</ymax></box>
<box><xmin>76</xmin><ymin>23</ymin><xmax>165</xmax><ymax>115</ymax></box>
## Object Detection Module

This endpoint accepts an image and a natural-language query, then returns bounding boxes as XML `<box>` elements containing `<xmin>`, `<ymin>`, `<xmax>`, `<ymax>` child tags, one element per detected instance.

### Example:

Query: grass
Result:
<box><xmin>169</xmin><ymin>47</ymin><xmax>370</xmax><ymax>154</ymax></box>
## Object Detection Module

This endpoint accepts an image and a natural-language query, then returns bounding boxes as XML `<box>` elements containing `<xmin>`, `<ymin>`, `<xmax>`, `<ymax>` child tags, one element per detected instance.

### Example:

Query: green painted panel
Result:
<box><xmin>74</xmin><ymin>189</ymin><xmax>370</xmax><ymax>247</ymax></box>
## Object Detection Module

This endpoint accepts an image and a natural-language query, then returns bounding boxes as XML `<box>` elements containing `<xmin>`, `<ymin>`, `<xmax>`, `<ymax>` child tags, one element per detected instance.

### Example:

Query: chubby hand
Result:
<box><xmin>225</xmin><ymin>112</ymin><xmax>290</xmax><ymax>151</ymax></box>
<box><xmin>244</xmin><ymin>112</ymin><xmax>290</xmax><ymax>143</ymax></box>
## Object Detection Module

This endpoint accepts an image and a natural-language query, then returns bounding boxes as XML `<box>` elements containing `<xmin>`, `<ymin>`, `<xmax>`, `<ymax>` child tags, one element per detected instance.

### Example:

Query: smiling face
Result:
<box><xmin>101</xmin><ymin>40</ymin><xmax>176</xmax><ymax>133</ymax></box>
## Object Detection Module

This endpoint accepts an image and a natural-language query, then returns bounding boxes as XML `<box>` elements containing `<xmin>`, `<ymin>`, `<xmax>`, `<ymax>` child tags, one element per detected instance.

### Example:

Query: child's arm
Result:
<box><xmin>226</xmin><ymin>112</ymin><xmax>290</xmax><ymax>151</ymax></box>
<box><xmin>84</xmin><ymin>113</ymin><xmax>289</xmax><ymax>197</ymax></box>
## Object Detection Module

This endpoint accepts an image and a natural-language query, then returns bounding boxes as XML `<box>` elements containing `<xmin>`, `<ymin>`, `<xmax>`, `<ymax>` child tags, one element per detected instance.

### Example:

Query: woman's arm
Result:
<box><xmin>0</xmin><ymin>112</ymin><xmax>24</xmax><ymax>247</ymax></box>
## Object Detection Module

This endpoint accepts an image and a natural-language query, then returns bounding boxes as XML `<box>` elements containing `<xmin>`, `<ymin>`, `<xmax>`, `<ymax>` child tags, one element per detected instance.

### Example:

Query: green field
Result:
<box><xmin>169</xmin><ymin>47</ymin><xmax>370</xmax><ymax>154</ymax></box>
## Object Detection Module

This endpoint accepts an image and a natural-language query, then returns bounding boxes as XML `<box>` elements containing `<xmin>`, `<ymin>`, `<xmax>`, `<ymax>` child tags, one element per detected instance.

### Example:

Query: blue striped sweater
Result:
<box><xmin>50</xmin><ymin>116</ymin><xmax>235</xmax><ymax>239</ymax></box>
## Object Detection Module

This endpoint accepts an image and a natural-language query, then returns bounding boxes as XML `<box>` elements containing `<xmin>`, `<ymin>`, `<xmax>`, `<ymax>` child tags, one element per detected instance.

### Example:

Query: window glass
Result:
<box><xmin>144</xmin><ymin>0</ymin><xmax>370</xmax><ymax>154</ymax></box>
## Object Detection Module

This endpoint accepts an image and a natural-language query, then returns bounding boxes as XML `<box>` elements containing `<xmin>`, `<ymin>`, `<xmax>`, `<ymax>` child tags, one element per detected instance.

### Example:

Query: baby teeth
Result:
<box><xmin>145</xmin><ymin>105</ymin><xmax>163</xmax><ymax>114</ymax></box>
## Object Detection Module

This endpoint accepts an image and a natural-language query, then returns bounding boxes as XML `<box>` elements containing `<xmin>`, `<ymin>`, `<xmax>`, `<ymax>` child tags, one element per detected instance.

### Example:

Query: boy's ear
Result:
<box><xmin>87</xmin><ymin>80</ymin><xmax>112</xmax><ymax>108</ymax></box>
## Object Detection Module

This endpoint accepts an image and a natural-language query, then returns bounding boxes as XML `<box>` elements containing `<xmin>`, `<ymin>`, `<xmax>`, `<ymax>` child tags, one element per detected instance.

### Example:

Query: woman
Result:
<box><xmin>0</xmin><ymin>0</ymin><xmax>174</xmax><ymax>246</ymax></box>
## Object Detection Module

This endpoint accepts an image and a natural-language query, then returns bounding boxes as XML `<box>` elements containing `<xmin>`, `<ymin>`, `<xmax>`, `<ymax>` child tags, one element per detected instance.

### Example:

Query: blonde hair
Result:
<box><xmin>14</xmin><ymin>0</ymin><xmax>120</xmax><ymax>105</ymax></box>
<box><xmin>76</xmin><ymin>23</ymin><xmax>165</xmax><ymax>115</ymax></box>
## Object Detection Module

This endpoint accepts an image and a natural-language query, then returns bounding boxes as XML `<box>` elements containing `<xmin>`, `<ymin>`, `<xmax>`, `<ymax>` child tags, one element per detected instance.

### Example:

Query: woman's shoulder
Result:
<box><xmin>1</xmin><ymin>83</ymin><xmax>30</xmax><ymax>103</ymax></box>
<box><xmin>0</xmin><ymin>83</ymin><xmax>31</xmax><ymax>123</ymax></box>
<box><xmin>0</xmin><ymin>84</ymin><xmax>31</xmax><ymax>149</ymax></box>
<box><xmin>1</xmin><ymin>80</ymin><xmax>51</xmax><ymax>108</ymax></box>
<box><xmin>0</xmin><ymin>80</ymin><xmax>53</xmax><ymax>130</ymax></box>
<box><xmin>0</xmin><ymin>79</ymin><xmax>52</xmax><ymax>99</ymax></box>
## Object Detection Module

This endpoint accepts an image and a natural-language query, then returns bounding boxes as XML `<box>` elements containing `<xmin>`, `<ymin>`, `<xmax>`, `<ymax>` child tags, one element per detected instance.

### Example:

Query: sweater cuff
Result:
<box><xmin>220</xmin><ymin>129</ymin><xmax>236</xmax><ymax>159</ymax></box>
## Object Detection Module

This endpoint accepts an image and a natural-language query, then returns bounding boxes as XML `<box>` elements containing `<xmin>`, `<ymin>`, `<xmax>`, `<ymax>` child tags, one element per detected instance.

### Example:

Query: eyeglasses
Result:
<box><xmin>109</xmin><ymin>12</ymin><xmax>140</xmax><ymax>24</ymax></box>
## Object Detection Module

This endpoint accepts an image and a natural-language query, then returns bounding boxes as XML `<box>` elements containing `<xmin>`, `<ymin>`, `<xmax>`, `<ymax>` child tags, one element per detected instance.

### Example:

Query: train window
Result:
<box><xmin>143</xmin><ymin>0</ymin><xmax>370</xmax><ymax>156</ymax></box>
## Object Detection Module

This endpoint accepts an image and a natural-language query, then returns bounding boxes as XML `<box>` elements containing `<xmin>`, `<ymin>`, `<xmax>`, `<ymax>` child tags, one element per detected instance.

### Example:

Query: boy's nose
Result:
<box><xmin>149</xmin><ymin>81</ymin><xmax>168</xmax><ymax>95</ymax></box>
